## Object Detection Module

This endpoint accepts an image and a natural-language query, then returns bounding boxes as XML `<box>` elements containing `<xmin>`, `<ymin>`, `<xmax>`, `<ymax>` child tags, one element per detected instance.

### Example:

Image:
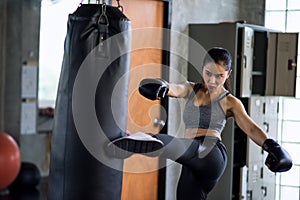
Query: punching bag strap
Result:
<box><xmin>97</xmin><ymin>3</ymin><xmax>109</xmax><ymax>29</ymax></box>
<box><xmin>116</xmin><ymin>0</ymin><xmax>123</xmax><ymax>12</ymax></box>
<box><xmin>97</xmin><ymin>3</ymin><xmax>109</xmax><ymax>55</ymax></box>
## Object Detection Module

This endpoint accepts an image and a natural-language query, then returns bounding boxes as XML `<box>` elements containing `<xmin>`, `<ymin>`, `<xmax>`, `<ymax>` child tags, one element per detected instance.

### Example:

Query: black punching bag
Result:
<box><xmin>48</xmin><ymin>4</ymin><xmax>131</xmax><ymax>200</ymax></box>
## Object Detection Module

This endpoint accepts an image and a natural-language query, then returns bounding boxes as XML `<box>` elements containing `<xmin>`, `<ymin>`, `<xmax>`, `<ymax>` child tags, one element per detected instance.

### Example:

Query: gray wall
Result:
<box><xmin>166</xmin><ymin>0</ymin><xmax>265</xmax><ymax>199</ymax></box>
<box><xmin>0</xmin><ymin>0</ymin><xmax>40</xmax><ymax>140</ymax></box>
<box><xmin>0</xmin><ymin>0</ymin><xmax>47</xmax><ymax>175</ymax></box>
<box><xmin>0</xmin><ymin>1</ymin><xmax>7</xmax><ymax>131</ymax></box>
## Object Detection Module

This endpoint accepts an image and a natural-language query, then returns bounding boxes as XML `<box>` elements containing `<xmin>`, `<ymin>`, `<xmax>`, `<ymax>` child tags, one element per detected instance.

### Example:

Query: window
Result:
<box><xmin>39</xmin><ymin>0</ymin><xmax>79</xmax><ymax>108</ymax></box>
<box><xmin>277</xmin><ymin>97</ymin><xmax>300</xmax><ymax>200</ymax></box>
<box><xmin>265</xmin><ymin>1</ymin><xmax>300</xmax><ymax>199</ymax></box>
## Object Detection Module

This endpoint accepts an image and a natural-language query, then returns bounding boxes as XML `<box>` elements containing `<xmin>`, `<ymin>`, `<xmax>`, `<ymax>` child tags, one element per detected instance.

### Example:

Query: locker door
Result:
<box><xmin>248</xmin><ymin>97</ymin><xmax>265</xmax><ymax>127</ymax></box>
<box><xmin>274</xmin><ymin>33</ymin><xmax>298</xmax><ymax>96</ymax></box>
<box><xmin>247</xmin><ymin>97</ymin><xmax>265</xmax><ymax>200</ymax></box>
<box><xmin>262</xmin><ymin>97</ymin><xmax>279</xmax><ymax>200</ymax></box>
<box><xmin>239</xmin><ymin>27</ymin><xmax>254</xmax><ymax>97</ymax></box>
<box><xmin>264</xmin><ymin>97</ymin><xmax>279</xmax><ymax>139</ymax></box>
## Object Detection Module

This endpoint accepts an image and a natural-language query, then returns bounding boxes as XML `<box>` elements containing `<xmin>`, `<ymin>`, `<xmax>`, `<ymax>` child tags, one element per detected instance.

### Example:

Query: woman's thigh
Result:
<box><xmin>155</xmin><ymin>134</ymin><xmax>227</xmax><ymax>181</ymax></box>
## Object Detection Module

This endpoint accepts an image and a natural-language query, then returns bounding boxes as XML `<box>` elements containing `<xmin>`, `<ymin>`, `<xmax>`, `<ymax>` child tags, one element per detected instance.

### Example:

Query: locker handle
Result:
<box><xmin>288</xmin><ymin>59</ymin><xmax>297</xmax><ymax>70</ymax></box>
<box><xmin>261</xmin><ymin>186</ymin><xmax>267</xmax><ymax>197</ymax></box>
<box><xmin>247</xmin><ymin>190</ymin><xmax>252</xmax><ymax>200</ymax></box>
<box><xmin>243</xmin><ymin>55</ymin><xmax>247</xmax><ymax>68</ymax></box>
<box><xmin>263</xmin><ymin>122</ymin><xmax>269</xmax><ymax>133</ymax></box>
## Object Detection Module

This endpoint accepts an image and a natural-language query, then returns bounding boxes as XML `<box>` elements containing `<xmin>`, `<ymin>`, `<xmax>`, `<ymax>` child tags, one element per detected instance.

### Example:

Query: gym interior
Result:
<box><xmin>0</xmin><ymin>0</ymin><xmax>299</xmax><ymax>199</ymax></box>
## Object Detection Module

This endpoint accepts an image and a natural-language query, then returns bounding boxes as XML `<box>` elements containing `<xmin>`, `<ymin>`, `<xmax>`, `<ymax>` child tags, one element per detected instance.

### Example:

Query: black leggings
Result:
<box><xmin>154</xmin><ymin>134</ymin><xmax>227</xmax><ymax>200</ymax></box>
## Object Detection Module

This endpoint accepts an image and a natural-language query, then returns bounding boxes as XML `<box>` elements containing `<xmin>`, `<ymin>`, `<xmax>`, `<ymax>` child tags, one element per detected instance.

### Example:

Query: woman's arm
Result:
<box><xmin>138</xmin><ymin>78</ymin><xmax>195</xmax><ymax>100</ymax></box>
<box><xmin>168</xmin><ymin>81</ymin><xmax>195</xmax><ymax>98</ymax></box>
<box><xmin>228</xmin><ymin>95</ymin><xmax>268</xmax><ymax>146</ymax></box>
<box><xmin>228</xmin><ymin>95</ymin><xmax>293</xmax><ymax>172</ymax></box>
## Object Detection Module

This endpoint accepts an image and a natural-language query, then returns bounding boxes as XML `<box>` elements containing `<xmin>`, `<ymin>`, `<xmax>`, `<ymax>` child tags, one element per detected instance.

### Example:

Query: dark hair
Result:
<box><xmin>202</xmin><ymin>47</ymin><xmax>232</xmax><ymax>91</ymax></box>
<box><xmin>203</xmin><ymin>47</ymin><xmax>232</xmax><ymax>71</ymax></box>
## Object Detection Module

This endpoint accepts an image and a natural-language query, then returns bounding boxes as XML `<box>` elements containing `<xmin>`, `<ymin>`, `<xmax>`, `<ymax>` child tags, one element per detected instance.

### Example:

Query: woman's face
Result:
<box><xmin>202</xmin><ymin>62</ymin><xmax>231</xmax><ymax>92</ymax></box>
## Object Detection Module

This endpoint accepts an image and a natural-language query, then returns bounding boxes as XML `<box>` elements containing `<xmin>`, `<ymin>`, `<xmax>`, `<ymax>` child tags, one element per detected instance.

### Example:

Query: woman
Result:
<box><xmin>108</xmin><ymin>47</ymin><xmax>292</xmax><ymax>200</ymax></box>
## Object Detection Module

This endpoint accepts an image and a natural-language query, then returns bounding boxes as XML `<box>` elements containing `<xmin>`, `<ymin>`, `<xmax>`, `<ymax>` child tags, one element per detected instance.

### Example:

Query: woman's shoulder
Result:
<box><xmin>225</xmin><ymin>93</ymin><xmax>246</xmax><ymax>113</ymax></box>
<box><xmin>226</xmin><ymin>93</ymin><xmax>242</xmax><ymax>104</ymax></box>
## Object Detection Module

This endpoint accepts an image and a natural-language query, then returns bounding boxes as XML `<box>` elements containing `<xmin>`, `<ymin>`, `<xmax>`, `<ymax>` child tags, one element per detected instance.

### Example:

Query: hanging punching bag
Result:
<box><xmin>48</xmin><ymin>3</ymin><xmax>131</xmax><ymax>200</ymax></box>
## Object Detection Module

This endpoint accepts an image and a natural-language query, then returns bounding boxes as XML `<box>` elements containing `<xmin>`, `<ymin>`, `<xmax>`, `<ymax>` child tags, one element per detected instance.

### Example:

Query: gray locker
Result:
<box><xmin>262</xmin><ymin>97</ymin><xmax>279</xmax><ymax>200</ymax></box>
<box><xmin>275</xmin><ymin>33</ymin><xmax>298</xmax><ymax>96</ymax></box>
<box><xmin>189</xmin><ymin>23</ymin><xmax>298</xmax><ymax>98</ymax></box>
<box><xmin>247</xmin><ymin>97</ymin><xmax>265</xmax><ymax>200</ymax></box>
<box><xmin>239</xmin><ymin>27</ymin><xmax>254</xmax><ymax>97</ymax></box>
<box><xmin>247</xmin><ymin>96</ymin><xmax>279</xmax><ymax>200</ymax></box>
<box><xmin>266</xmin><ymin>33</ymin><xmax>298</xmax><ymax>96</ymax></box>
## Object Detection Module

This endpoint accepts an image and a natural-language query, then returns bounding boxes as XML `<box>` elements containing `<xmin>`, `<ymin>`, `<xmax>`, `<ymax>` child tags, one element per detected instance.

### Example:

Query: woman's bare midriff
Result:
<box><xmin>185</xmin><ymin>128</ymin><xmax>221</xmax><ymax>140</ymax></box>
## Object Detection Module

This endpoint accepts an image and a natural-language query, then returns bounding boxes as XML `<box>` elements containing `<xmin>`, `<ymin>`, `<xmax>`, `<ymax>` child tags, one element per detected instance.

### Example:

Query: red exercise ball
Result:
<box><xmin>0</xmin><ymin>131</ymin><xmax>21</xmax><ymax>190</ymax></box>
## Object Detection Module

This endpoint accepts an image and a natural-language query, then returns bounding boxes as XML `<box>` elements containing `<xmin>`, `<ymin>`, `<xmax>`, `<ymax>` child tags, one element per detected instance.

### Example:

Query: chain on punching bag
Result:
<box><xmin>48</xmin><ymin>3</ymin><xmax>131</xmax><ymax>200</ymax></box>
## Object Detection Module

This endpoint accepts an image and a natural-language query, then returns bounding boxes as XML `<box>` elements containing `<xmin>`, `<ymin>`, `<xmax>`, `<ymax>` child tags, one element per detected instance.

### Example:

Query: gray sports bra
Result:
<box><xmin>183</xmin><ymin>84</ymin><xmax>229</xmax><ymax>133</ymax></box>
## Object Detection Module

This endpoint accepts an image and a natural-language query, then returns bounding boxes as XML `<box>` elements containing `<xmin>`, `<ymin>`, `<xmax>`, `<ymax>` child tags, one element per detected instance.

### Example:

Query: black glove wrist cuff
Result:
<box><xmin>262</xmin><ymin>138</ymin><xmax>279</xmax><ymax>152</ymax></box>
<box><xmin>158</xmin><ymin>87</ymin><xmax>169</xmax><ymax>99</ymax></box>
